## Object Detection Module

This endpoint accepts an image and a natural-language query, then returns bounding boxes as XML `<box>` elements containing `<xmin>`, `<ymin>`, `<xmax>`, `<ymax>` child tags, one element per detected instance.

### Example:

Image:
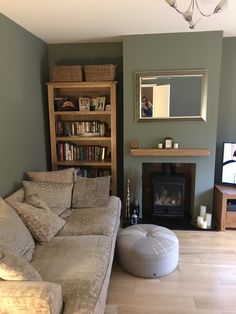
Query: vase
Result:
<box><xmin>130</xmin><ymin>200</ymin><xmax>140</xmax><ymax>218</ymax></box>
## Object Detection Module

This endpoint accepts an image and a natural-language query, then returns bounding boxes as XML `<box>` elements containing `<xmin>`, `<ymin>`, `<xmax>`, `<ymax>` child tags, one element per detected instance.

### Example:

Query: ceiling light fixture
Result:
<box><xmin>164</xmin><ymin>0</ymin><xmax>228</xmax><ymax>29</ymax></box>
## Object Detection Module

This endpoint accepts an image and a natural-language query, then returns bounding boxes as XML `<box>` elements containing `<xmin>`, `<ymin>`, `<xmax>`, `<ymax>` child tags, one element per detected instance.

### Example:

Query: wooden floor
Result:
<box><xmin>106</xmin><ymin>231</ymin><xmax>236</xmax><ymax>314</ymax></box>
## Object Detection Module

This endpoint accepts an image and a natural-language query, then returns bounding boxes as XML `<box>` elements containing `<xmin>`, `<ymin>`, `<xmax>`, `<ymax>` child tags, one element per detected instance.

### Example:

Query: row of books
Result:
<box><xmin>56</xmin><ymin>121</ymin><xmax>106</xmax><ymax>136</ymax></box>
<box><xmin>75</xmin><ymin>168</ymin><xmax>111</xmax><ymax>178</ymax></box>
<box><xmin>57</xmin><ymin>143</ymin><xmax>107</xmax><ymax>161</ymax></box>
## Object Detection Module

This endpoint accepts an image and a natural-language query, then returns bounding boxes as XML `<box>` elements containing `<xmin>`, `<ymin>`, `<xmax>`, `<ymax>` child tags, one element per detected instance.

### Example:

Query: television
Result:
<box><xmin>221</xmin><ymin>142</ymin><xmax>236</xmax><ymax>185</ymax></box>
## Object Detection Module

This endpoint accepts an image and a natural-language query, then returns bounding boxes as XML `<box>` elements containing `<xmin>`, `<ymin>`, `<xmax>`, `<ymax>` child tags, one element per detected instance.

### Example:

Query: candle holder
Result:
<box><xmin>191</xmin><ymin>218</ymin><xmax>215</xmax><ymax>230</ymax></box>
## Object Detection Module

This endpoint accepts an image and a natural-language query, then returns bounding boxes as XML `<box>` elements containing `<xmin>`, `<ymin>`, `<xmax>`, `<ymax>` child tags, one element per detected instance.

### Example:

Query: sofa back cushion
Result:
<box><xmin>0</xmin><ymin>198</ymin><xmax>35</xmax><ymax>262</ymax></box>
<box><xmin>23</xmin><ymin>181</ymin><xmax>73</xmax><ymax>216</ymax></box>
<box><xmin>72</xmin><ymin>176</ymin><xmax>111</xmax><ymax>208</ymax></box>
<box><xmin>0</xmin><ymin>247</ymin><xmax>42</xmax><ymax>281</ymax></box>
<box><xmin>26</xmin><ymin>168</ymin><xmax>75</xmax><ymax>184</ymax></box>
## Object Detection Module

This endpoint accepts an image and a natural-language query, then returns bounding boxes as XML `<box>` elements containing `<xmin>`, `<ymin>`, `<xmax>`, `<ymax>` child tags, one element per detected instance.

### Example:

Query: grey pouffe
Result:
<box><xmin>117</xmin><ymin>224</ymin><xmax>179</xmax><ymax>278</ymax></box>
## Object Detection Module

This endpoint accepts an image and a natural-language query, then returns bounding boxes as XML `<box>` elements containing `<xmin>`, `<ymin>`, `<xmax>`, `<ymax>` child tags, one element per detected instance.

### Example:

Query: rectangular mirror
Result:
<box><xmin>135</xmin><ymin>69</ymin><xmax>208</xmax><ymax>122</ymax></box>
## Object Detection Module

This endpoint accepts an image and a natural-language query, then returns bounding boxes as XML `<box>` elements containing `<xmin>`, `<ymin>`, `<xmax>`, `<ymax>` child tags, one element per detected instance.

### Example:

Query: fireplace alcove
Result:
<box><xmin>142</xmin><ymin>163</ymin><xmax>196</xmax><ymax>228</ymax></box>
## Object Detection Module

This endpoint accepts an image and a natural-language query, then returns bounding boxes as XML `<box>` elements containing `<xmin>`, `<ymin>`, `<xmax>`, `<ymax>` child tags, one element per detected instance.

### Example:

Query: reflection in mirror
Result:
<box><xmin>136</xmin><ymin>70</ymin><xmax>208</xmax><ymax>122</ymax></box>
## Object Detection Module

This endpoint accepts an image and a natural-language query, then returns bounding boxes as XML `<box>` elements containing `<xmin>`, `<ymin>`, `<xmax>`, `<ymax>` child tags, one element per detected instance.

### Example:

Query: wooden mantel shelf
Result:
<box><xmin>130</xmin><ymin>148</ymin><xmax>210</xmax><ymax>157</ymax></box>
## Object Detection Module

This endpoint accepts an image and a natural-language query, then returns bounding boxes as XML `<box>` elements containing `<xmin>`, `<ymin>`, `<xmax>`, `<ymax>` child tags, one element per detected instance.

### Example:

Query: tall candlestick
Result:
<box><xmin>125</xmin><ymin>179</ymin><xmax>131</xmax><ymax>221</ymax></box>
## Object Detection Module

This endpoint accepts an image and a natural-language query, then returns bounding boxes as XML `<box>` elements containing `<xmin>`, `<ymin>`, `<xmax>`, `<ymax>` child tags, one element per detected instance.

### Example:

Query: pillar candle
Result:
<box><xmin>206</xmin><ymin>213</ymin><xmax>212</xmax><ymax>227</ymax></box>
<box><xmin>201</xmin><ymin>220</ymin><xmax>208</xmax><ymax>229</ymax></box>
<box><xmin>200</xmin><ymin>205</ymin><xmax>207</xmax><ymax>218</ymax></box>
<box><xmin>197</xmin><ymin>216</ymin><xmax>203</xmax><ymax>226</ymax></box>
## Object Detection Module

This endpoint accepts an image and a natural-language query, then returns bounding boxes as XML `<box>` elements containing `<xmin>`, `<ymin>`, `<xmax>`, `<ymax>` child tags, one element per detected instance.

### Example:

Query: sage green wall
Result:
<box><xmin>48</xmin><ymin>42</ymin><xmax>124</xmax><ymax>197</ymax></box>
<box><xmin>123</xmin><ymin>32</ymin><xmax>223</xmax><ymax>216</ymax></box>
<box><xmin>48</xmin><ymin>42</ymin><xmax>123</xmax><ymax>76</ymax></box>
<box><xmin>215</xmin><ymin>37</ymin><xmax>236</xmax><ymax>183</ymax></box>
<box><xmin>0</xmin><ymin>13</ymin><xmax>49</xmax><ymax>198</ymax></box>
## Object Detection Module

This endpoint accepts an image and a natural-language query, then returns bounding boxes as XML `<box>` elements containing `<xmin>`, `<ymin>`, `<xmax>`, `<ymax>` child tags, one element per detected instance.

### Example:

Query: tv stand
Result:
<box><xmin>214</xmin><ymin>185</ymin><xmax>236</xmax><ymax>231</ymax></box>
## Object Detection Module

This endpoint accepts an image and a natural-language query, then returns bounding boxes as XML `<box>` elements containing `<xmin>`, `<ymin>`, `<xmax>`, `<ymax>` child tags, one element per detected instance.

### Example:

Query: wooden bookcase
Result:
<box><xmin>47</xmin><ymin>81</ymin><xmax>117</xmax><ymax>195</ymax></box>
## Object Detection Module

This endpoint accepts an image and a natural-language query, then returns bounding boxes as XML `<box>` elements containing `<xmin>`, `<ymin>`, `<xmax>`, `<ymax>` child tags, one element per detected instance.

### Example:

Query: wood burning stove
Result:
<box><xmin>153</xmin><ymin>164</ymin><xmax>186</xmax><ymax>217</ymax></box>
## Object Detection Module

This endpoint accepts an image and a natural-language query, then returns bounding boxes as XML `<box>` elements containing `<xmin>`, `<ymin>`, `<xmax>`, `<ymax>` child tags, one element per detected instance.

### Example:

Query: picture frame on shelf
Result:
<box><xmin>79</xmin><ymin>98</ymin><xmax>90</xmax><ymax>111</ymax></box>
<box><xmin>105</xmin><ymin>104</ymin><xmax>111</xmax><ymax>111</ymax></box>
<box><xmin>96</xmin><ymin>97</ymin><xmax>106</xmax><ymax>111</ymax></box>
<box><xmin>55</xmin><ymin>97</ymin><xmax>78</xmax><ymax>111</ymax></box>
<box><xmin>164</xmin><ymin>137</ymin><xmax>172</xmax><ymax>149</ymax></box>
<box><xmin>90</xmin><ymin>98</ymin><xmax>97</xmax><ymax>111</ymax></box>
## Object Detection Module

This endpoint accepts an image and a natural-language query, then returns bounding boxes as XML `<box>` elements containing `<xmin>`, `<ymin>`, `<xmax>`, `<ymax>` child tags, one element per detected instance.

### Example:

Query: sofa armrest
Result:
<box><xmin>0</xmin><ymin>281</ymin><xmax>63</xmax><ymax>314</ymax></box>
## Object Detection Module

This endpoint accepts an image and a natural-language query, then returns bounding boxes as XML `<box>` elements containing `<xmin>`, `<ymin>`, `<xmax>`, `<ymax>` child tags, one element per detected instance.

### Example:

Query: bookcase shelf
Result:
<box><xmin>55</xmin><ymin>111</ymin><xmax>111</xmax><ymax>116</ymax></box>
<box><xmin>56</xmin><ymin>160</ymin><xmax>112</xmax><ymax>167</ymax></box>
<box><xmin>56</xmin><ymin>136</ymin><xmax>111</xmax><ymax>142</ymax></box>
<box><xmin>47</xmin><ymin>81</ymin><xmax>117</xmax><ymax>195</ymax></box>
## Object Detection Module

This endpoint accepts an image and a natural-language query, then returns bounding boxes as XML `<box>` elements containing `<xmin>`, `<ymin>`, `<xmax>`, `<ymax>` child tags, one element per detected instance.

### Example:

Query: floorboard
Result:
<box><xmin>106</xmin><ymin>231</ymin><xmax>236</xmax><ymax>314</ymax></box>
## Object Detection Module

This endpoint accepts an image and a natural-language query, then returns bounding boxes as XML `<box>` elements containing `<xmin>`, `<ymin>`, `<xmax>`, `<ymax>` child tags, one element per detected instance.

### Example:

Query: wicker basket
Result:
<box><xmin>52</xmin><ymin>65</ymin><xmax>83</xmax><ymax>82</ymax></box>
<box><xmin>84</xmin><ymin>64</ymin><xmax>116</xmax><ymax>82</ymax></box>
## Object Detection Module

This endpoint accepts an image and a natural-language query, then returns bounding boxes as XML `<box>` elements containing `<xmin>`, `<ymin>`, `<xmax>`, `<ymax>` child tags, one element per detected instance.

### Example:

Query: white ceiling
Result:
<box><xmin>0</xmin><ymin>0</ymin><xmax>236</xmax><ymax>44</ymax></box>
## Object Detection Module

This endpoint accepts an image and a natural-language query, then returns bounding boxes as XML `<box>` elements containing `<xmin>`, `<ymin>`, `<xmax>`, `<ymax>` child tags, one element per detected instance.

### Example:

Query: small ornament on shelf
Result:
<box><xmin>164</xmin><ymin>137</ymin><xmax>173</xmax><ymax>149</ymax></box>
<box><xmin>130</xmin><ymin>140</ymin><xmax>139</xmax><ymax>149</ymax></box>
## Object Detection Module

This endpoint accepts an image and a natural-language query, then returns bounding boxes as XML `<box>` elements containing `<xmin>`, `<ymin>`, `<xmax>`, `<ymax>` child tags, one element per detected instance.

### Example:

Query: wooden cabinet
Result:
<box><xmin>213</xmin><ymin>185</ymin><xmax>236</xmax><ymax>231</ymax></box>
<box><xmin>47</xmin><ymin>81</ymin><xmax>117</xmax><ymax>195</ymax></box>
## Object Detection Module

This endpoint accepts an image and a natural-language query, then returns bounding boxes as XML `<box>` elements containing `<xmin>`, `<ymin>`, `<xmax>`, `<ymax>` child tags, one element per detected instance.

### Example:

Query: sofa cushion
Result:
<box><xmin>72</xmin><ymin>176</ymin><xmax>111</xmax><ymax>208</ymax></box>
<box><xmin>0</xmin><ymin>248</ymin><xmax>42</xmax><ymax>281</ymax></box>
<box><xmin>23</xmin><ymin>181</ymin><xmax>73</xmax><ymax>216</ymax></box>
<box><xmin>0</xmin><ymin>281</ymin><xmax>63</xmax><ymax>314</ymax></box>
<box><xmin>58</xmin><ymin>196</ymin><xmax>121</xmax><ymax>237</ymax></box>
<box><xmin>5</xmin><ymin>188</ymin><xmax>24</xmax><ymax>208</ymax></box>
<box><xmin>32</xmin><ymin>235</ymin><xmax>112</xmax><ymax>314</ymax></box>
<box><xmin>14</xmin><ymin>197</ymin><xmax>66</xmax><ymax>243</ymax></box>
<box><xmin>0</xmin><ymin>198</ymin><xmax>35</xmax><ymax>262</ymax></box>
<box><xmin>26</xmin><ymin>168</ymin><xmax>75</xmax><ymax>184</ymax></box>
<box><xmin>25</xmin><ymin>194</ymin><xmax>51</xmax><ymax>210</ymax></box>
<box><xmin>59</xmin><ymin>208</ymin><xmax>74</xmax><ymax>219</ymax></box>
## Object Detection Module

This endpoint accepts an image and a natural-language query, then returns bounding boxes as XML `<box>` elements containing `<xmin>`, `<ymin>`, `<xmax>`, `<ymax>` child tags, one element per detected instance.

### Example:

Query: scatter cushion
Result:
<box><xmin>0</xmin><ymin>198</ymin><xmax>35</xmax><ymax>262</ymax></box>
<box><xmin>14</xmin><ymin>196</ymin><xmax>65</xmax><ymax>243</ymax></box>
<box><xmin>72</xmin><ymin>176</ymin><xmax>111</xmax><ymax>208</ymax></box>
<box><xmin>23</xmin><ymin>181</ymin><xmax>73</xmax><ymax>216</ymax></box>
<box><xmin>0</xmin><ymin>248</ymin><xmax>42</xmax><ymax>281</ymax></box>
<box><xmin>27</xmin><ymin>168</ymin><xmax>75</xmax><ymax>184</ymax></box>
<box><xmin>25</xmin><ymin>194</ymin><xmax>51</xmax><ymax>211</ymax></box>
<box><xmin>5</xmin><ymin>188</ymin><xmax>24</xmax><ymax>208</ymax></box>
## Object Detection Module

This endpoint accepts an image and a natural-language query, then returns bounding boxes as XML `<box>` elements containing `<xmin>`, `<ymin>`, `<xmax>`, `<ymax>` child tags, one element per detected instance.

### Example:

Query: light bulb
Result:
<box><xmin>165</xmin><ymin>0</ymin><xmax>177</xmax><ymax>9</ymax></box>
<box><xmin>213</xmin><ymin>0</ymin><xmax>227</xmax><ymax>14</ymax></box>
<box><xmin>183</xmin><ymin>10</ymin><xmax>193</xmax><ymax>23</ymax></box>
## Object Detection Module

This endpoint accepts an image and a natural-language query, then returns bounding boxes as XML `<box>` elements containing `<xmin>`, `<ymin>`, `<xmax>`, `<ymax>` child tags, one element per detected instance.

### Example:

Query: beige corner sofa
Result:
<box><xmin>0</xmin><ymin>169</ymin><xmax>121</xmax><ymax>314</ymax></box>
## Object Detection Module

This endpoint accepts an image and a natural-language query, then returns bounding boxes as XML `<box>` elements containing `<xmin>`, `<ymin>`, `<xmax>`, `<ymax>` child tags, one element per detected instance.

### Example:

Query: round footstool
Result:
<box><xmin>117</xmin><ymin>224</ymin><xmax>179</xmax><ymax>278</ymax></box>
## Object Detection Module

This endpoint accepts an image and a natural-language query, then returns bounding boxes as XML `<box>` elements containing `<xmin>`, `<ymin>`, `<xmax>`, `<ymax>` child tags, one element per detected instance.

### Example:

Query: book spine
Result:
<box><xmin>101</xmin><ymin>147</ymin><xmax>105</xmax><ymax>161</ymax></box>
